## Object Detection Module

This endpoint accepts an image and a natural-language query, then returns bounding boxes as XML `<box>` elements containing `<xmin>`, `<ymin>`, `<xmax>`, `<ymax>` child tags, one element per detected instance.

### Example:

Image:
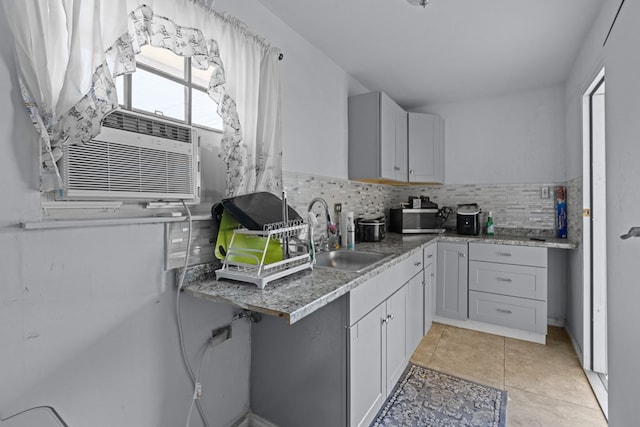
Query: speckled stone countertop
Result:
<box><xmin>183</xmin><ymin>232</ymin><xmax>576</xmax><ymax>325</ymax></box>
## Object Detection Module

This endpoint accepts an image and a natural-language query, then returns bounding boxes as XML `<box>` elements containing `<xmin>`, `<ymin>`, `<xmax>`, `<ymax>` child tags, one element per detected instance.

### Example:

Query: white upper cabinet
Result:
<box><xmin>408</xmin><ymin>112</ymin><xmax>445</xmax><ymax>184</ymax></box>
<box><xmin>348</xmin><ymin>91</ymin><xmax>408</xmax><ymax>183</ymax></box>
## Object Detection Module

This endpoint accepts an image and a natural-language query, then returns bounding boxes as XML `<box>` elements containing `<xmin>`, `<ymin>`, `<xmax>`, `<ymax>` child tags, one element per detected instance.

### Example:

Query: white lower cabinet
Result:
<box><xmin>349</xmin><ymin>286</ymin><xmax>408</xmax><ymax>427</ymax></box>
<box><xmin>468</xmin><ymin>243</ymin><xmax>548</xmax><ymax>334</ymax></box>
<box><xmin>405</xmin><ymin>272</ymin><xmax>424</xmax><ymax>359</ymax></box>
<box><xmin>436</xmin><ymin>242</ymin><xmax>468</xmax><ymax>320</ymax></box>
<box><xmin>423</xmin><ymin>244</ymin><xmax>436</xmax><ymax>333</ymax></box>
<box><xmin>385</xmin><ymin>286</ymin><xmax>408</xmax><ymax>393</ymax></box>
<box><xmin>349</xmin><ymin>304</ymin><xmax>385</xmax><ymax>427</ymax></box>
<box><xmin>348</xmin><ymin>251</ymin><xmax>423</xmax><ymax>427</ymax></box>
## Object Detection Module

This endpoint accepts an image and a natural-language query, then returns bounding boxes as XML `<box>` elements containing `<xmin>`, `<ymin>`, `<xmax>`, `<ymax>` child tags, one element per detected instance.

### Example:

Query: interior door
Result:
<box><xmin>603</xmin><ymin>1</ymin><xmax>640</xmax><ymax>423</ymax></box>
<box><xmin>582</xmin><ymin>70</ymin><xmax>608</xmax><ymax>376</ymax></box>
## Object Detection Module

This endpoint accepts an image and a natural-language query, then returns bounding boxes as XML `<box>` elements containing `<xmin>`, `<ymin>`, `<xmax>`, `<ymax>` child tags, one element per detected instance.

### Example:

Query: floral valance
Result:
<box><xmin>4</xmin><ymin>0</ymin><xmax>242</xmax><ymax>191</ymax></box>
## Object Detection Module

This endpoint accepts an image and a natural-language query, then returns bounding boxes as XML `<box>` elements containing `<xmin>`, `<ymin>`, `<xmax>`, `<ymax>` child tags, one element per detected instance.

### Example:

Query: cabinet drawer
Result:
<box><xmin>469</xmin><ymin>261</ymin><xmax>547</xmax><ymax>300</ymax></box>
<box><xmin>350</xmin><ymin>250</ymin><xmax>423</xmax><ymax>325</ymax></box>
<box><xmin>469</xmin><ymin>243</ymin><xmax>547</xmax><ymax>267</ymax></box>
<box><xmin>469</xmin><ymin>291</ymin><xmax>547</xmax><ymax>334</ymax></box>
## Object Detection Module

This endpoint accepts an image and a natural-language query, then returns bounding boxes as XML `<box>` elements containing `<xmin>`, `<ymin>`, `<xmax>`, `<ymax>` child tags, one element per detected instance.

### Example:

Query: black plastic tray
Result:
<box><xmin>219</xmin><ymin>192</ymin><xmax>302</xmax><ymax>230</ymax></box>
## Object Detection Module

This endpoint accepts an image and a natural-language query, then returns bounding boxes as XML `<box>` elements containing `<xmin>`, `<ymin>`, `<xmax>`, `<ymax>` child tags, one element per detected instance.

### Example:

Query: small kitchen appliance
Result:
<box><xmin>355</xmin><ymin>217</ymin><xmax>386</xmax><ymax>242</ymax></box>
<box><xmin>389</xmin><ymin>197</ymin><xmax>448</xmax><ymax>234</ymax></box>
<box><xmin>456</xmin><ymin>203</ymin><xmax>481</xmax><ymax>235</ymax></box>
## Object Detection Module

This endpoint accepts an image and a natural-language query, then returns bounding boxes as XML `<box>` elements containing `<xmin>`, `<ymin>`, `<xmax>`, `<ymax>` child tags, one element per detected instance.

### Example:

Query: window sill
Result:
<box><xmin>22</xmin><ymin>214</ymin><xmax>212</xmax><ymax>230</ymax></box>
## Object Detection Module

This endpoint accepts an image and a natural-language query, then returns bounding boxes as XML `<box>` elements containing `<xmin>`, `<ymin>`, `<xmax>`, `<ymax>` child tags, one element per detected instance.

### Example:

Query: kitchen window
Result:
<box><xmin>115</xmin><ymin>44</ymin><xmax>224</xmax><ymax>132</ymax></box>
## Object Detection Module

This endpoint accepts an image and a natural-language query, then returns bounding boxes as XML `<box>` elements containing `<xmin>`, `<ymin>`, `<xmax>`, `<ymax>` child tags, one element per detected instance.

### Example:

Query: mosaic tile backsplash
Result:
<box><xmin>283</xmin><ymin>171</ymin><xmax>567</xmax><ymax>237</ymax></box>
<box><xmin>566</xmin><ymin>176</ymin><xmax>582</xmax><ymax>244</ymax></box>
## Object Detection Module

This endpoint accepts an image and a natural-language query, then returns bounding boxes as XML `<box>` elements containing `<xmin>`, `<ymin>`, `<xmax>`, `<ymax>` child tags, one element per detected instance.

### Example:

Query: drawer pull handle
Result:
<box><xmin>414</xmin><ymin>261</ymin><xmax>422</xmax><ymax>267</ymax></box>
<box><xmin>496</xmin><ymin>252</ymin><xmax>512</xmax><ymax>257</ymax></box>
<box><xmin>496</xmin><ymin>277</ymin><xmax>513</xmax><ymax>283</ymax></box>
<box><xmin>496</xmin><ymin>308</ymin><xmax>513</xmax><ymax>314</ymax></box>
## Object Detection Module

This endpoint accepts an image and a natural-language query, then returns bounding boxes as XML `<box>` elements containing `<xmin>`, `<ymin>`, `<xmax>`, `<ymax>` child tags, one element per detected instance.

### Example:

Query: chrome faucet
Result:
<box><xmin>308</xmin><ymin>197</ymin><xmax>338</xmax><ymax>252</ymax></box>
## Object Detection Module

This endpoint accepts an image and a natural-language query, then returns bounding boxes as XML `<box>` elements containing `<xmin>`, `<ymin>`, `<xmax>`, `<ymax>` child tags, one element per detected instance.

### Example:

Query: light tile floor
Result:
<box><xmin>410</xmin><ymin>323</ymin><xmax>608</xmax><ymax>427</ymax></box>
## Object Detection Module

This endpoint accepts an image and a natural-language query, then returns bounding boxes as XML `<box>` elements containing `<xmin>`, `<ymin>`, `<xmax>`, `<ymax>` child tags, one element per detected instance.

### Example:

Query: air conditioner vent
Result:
<box><xmin>102</xmin><ymin>110</ymin><xmax>192</xmax><ymax>143</ymax></box>
<box><xmin>64</xmin><ymin>140</ymin><xmax>193</xmax><ymax>196</ymax></box>
<box><xmin>58</xmin><ymin>109</ymin><xmax>199</xmax><ymax>201</ymax></box>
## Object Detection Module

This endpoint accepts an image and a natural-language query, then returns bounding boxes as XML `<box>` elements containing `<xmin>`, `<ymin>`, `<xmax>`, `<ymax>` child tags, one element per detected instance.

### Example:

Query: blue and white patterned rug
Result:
<box><xmin>372</xmin><ymin>364</ymin><xmax>507</xmax><ymax>427</ymax></box>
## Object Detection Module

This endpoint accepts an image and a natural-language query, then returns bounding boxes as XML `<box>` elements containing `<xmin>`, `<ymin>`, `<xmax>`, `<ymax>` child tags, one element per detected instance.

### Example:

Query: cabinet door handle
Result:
<box><xmin>621</xmin><ymin>226</ymin><xmax>640</xmax><ymax>239</ymax></box>
<box><xmin>496</xmin><ymin>308</ymin><xmax>513</xmax><ymax>314</ymax></box>
<box><xmin>496</xmin><ymin>252</ymin><xmax>512</xmax><ymax>257</ymax></box>
<box><xmin>459</xmin><ymin>252</ymin><xmax>466</xmax><ymax>257</ymax></box>
<box><xmin>394</xmin><ymin>166</ymin><xmax>401</xmax><ymax>171</ymax></box>
<box><xmin>496</xmin><ymin>277</ymin><xmax>513</xmax><ymax>283</ymax></box>
<box><xmin>382</xmin><ymin>314</ymin><xmax>394</xmax><ymax>324</ymax></box>
<box><xmin>410</xmin><ymin>169</ymin><xmax>415</xmax><ymax>175</ymax></box>
<box><xmin>427</xmin><ymin>254</ymin><xmax>433</xmax><ymax>259</ymax></box>
<box><xmin>414</xmin><ymin>261</ymin><xmax>422</xmax><ymax>267</ymax></box>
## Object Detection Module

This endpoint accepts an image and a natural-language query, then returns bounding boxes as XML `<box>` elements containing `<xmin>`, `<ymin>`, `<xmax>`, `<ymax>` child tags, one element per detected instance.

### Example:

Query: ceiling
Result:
<box><xmin>255</xmin><ymin>0</ymin><xmax>603</xmax><ymax>109</ymax></box>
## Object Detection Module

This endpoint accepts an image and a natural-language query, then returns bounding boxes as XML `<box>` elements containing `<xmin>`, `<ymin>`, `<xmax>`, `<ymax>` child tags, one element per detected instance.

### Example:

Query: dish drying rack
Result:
<box><xmin>215</xmin><ymin>218</ymin><xmax>315</xmax><ymax>289</ymax></box>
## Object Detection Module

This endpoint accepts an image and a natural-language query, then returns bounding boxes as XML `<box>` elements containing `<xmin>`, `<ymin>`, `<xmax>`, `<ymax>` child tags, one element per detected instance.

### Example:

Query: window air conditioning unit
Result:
<box><xmin>58</xmin><ymin>110</ymin><xmax>200</xmax><ymax>202</ymax></box>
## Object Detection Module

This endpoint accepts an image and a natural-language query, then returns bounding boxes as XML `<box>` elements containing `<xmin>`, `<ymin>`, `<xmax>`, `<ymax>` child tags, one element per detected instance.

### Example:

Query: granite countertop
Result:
<box><xmin>183</xmin><ymin>232</ymin><xmax>576</xmax><ymax>325</ymax></box>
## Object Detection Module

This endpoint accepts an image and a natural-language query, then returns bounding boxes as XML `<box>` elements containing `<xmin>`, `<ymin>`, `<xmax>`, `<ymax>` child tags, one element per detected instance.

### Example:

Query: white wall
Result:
<box><xmin>418</xmin><ymin>85</ymin><xmax>566</xmax><ymax>185</ymax></box>
<box><xmin>215</xmin><ymin>0</ymin><xmax>368</xmax><ymax>181</ymax></box>
<box><xmin>0</xmin><ymin>10</ymin><xmax>250</xmax><ymax>427</ymax></box>
<box><xmin>562</xmin><ymin>0</ymin><xmax>616</xmax><ymax>363</ymax></box>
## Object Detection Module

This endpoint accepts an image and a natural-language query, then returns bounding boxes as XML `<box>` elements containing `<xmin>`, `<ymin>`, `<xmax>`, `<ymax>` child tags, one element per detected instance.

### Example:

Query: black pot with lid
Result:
<box><xmin>355</xmin><ymin>216</ymin><xmax>386</xmax><ymax>242</ymax></box>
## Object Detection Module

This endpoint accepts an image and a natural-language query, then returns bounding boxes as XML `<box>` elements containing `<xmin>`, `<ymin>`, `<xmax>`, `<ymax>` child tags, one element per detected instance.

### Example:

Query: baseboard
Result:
<box><xmin>547</xmin><ymin>317</ymin><xmax>565</xmax><ymax>327</ymax></box>
<box><xmin>433</xmin><ymin>316</ymin><xmax>546</xmax><ymax>344</ymax></box>
<box><xmin>565</xmin><ymin>325</ymin><xmax>584</xmax><ymax>366</ymax></box>
<box><xmin>232</xmin><ymin>412</ymin><xmax>279</xmax><ymax>427</ymax></box>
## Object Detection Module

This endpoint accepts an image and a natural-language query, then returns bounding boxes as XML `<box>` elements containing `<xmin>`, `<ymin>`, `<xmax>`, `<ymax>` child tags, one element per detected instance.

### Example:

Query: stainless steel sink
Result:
<box><xmin>314</xmin><ymin>250</ymin><xmax>392</xmax><ymax>272</ymax></box>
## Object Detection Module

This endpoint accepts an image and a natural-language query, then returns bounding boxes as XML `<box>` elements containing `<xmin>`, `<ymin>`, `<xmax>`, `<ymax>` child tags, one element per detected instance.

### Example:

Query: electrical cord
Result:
<box><xmin>186</xmin><ymin>338</ymin><xmax>215</xmax><ymax>427</ymax></box>
<box><xmin>176</xmin><ymin>200</ymin><xmax>210</xmax><ymax>427</ymax></box>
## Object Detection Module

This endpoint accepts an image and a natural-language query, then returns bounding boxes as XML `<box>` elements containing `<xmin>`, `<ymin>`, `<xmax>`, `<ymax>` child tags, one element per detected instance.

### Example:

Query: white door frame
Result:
<box><xmin>582</xmin><ymin>67</ymin><xmax>607</xmax><ymax>374</ymax></box>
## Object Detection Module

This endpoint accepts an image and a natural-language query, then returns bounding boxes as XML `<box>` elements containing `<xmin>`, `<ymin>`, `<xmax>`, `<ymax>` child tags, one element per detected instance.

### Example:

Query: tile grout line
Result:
<box><xmin>502</xmin><ymin>336</ymin><xmax>506</xmax><ymax>390</ymax></box>
<box><xmin>426</xmin><ymin>325</ymin><xmax>446</xmax><ymax>367</ymax></box>
<box><xmin>504</xmin><ymin>385</ymin><xmax>605</xmax><ymax>413</ymax></box>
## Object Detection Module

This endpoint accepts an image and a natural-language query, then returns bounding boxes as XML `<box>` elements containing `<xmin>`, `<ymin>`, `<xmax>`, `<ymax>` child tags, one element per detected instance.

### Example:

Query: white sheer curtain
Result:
<box><xmin>2</xmin><ymin>0</ymin><xmax>282</xmax><ymax>196</ymax></box>
<box><xmin>210</xmin><ymin>14</ymin><xmax>283</xmax><ymax>196</ymax></box>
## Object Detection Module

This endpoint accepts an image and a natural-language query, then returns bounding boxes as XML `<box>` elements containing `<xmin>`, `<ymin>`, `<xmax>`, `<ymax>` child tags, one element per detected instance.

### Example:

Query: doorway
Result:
<box><xmin>582</xmin><ymin>67</ymin><xmax>608</xmax><ymax>416</ymax></box>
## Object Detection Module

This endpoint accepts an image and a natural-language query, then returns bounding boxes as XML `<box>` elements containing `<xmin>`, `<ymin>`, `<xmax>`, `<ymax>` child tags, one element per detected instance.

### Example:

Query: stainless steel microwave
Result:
<box><xmin>389</xmin><ymin>208</ymin><xmax>445</xmax><ymax>234</ymax></box>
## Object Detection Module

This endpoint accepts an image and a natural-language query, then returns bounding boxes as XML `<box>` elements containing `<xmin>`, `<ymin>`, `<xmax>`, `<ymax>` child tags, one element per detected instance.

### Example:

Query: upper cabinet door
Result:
<box><xmin>379</xmin><ymin>92</ymin><xmax>397</xmax><ymax>180</ymax></box>
<box><xmin>394</xmin><ymin>105</ymin><xmax>408</xmax><ymax>182</ymax></box>
<box><xmin>348</xmin><ymin>91</ymin><xmax>408</xmax><ymax>183</ymax></box>
<box><xmin>408</xmin><ymin>112</ymin><xmax>445</xmax><ymax>184</ymax></box>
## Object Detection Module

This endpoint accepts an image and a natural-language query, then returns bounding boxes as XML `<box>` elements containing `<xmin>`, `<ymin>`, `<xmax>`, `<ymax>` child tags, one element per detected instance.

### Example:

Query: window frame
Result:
<box><xmin>118</xmin><ymin>53</ymin><xmax>223</xmax><ymax>133</ymax></box>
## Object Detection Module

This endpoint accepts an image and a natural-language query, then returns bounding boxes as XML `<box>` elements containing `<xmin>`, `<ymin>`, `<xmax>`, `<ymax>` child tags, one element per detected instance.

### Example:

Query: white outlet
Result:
<box><xmin>541</xmin><ymin>187</ymin><xmax>549</xmax><ymax>198</ymax></box>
